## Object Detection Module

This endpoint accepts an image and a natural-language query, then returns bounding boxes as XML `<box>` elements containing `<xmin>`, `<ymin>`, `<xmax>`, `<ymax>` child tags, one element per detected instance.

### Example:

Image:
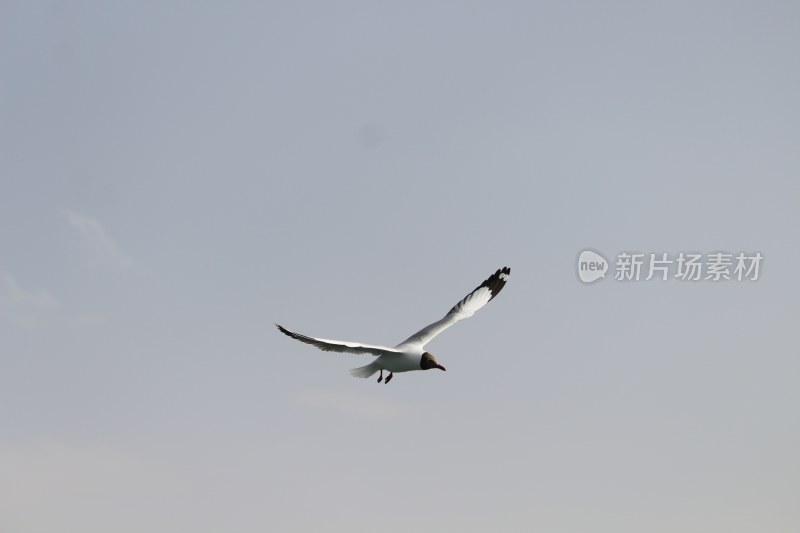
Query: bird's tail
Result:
<box><xmin>349</xmin><ymin>361</ymin><xmax>380</xmax><ymax>379</ymax></box>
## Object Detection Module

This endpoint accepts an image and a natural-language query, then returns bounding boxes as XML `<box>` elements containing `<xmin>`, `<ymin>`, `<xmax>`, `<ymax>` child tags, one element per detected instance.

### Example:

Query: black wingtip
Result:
<box><xmin>277</xmin><ymin>324</ymin><xmax>303</xmax><ymax>343</ymax></box>
<box><xmin>447</xmin><ymin>266</ymin><xmax>512</xmax><ymax>315</ymax></box>
<box><xmin>484</xmin><ymin>266</ymin><xmax>511</xmax><ymax>302</ymax></box>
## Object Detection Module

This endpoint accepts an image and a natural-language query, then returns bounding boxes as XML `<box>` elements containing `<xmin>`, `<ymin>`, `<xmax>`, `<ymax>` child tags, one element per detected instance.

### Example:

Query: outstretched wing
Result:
<box><xmin>276</xmin><ymin>324</ymin><xmax>403</xmax><ymax>357</ymax></box>
<box><xmin>396</xmin><ymin>266</ymin><xmax>510</xmax><ymax>349</ymax></box>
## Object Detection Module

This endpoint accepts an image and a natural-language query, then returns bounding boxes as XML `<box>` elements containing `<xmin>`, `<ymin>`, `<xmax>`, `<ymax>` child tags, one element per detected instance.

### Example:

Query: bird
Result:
<box><xmin>276</xmin><ymin>266</ymin><xmax>510</xmax><ymax>384</ymax></box>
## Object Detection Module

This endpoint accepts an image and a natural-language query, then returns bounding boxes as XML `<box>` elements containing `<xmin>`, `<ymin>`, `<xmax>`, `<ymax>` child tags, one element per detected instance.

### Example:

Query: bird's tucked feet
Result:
<box><xmin>384</xmin><ymin>372</ymin><xmax>394</xmax><ymax>384</ymax></box>
<box><xmin>377</xmin><ymin>369</ymin><xmax>383</xmax><ymax>383</ymax></box>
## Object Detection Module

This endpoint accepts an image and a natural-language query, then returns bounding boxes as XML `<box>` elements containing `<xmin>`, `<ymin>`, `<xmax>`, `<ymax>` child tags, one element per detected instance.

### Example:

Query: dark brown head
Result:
<box><xmin>420</xmin><ymin>352</ymin><xmax>446</xmax><ymax>371</ymax></box>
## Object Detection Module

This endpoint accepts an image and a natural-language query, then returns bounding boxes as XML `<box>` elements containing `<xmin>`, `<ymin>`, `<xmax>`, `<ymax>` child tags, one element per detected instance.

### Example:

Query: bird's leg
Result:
<box><xmin>384</xmin><ymin>372</ymin><xmax>394</xmax><ymax>384</ymax></box>
<box><xmin>377</xmin><ymin>369</ymin><xmax>383</xmax><ymax>383</ymax></box>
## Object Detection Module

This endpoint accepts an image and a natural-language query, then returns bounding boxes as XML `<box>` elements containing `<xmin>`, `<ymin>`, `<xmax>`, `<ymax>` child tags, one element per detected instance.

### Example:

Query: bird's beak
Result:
<box><xmin>436</xmin><ymin>364</ymin><xmax>446</xmax><ymax>371</ymax></box>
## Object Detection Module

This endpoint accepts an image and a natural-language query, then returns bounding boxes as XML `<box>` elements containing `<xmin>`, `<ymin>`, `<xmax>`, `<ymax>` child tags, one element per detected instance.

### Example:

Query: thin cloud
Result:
<box><xmin>65</xmin><ymin>210</ymin><xmax>132</xmax><ymax>269</ymax></box>
<box><xmin>292</xmin><ymin>387</ymin><xmax>410</xmax><ymax>420</ymax></box>
<box><xmin>0</xmin><ymin>271</ymin><xmax>109</xmax><ymax>329</ymax></box>
<box><xmin>0</xmin><ymin>271</ymin><xmax>58</xmax><ymax>309</ymax></box>
<box><xmin>0</xmin><ymin>271</ymin><xmax>58</xmax><ymax>327</ymax></box>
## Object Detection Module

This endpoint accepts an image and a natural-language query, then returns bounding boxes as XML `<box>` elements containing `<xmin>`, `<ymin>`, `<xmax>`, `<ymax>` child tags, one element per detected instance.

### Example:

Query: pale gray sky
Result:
<box><xmin>1</xmin><ymin>1</ymin><xmax>799</xmax><ymax>532</ymax></box>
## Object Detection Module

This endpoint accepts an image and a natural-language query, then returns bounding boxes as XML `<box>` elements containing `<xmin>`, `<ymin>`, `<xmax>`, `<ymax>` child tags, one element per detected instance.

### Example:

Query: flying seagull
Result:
<box><xmin>277</xmin><ymin>266</ymin><xmax>510</xmax><ymax>384</ymax></box>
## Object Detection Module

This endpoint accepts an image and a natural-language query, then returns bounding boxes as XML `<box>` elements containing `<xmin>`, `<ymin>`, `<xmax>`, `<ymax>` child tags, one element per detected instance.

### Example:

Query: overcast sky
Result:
<box><xmin>2</xmin><ymin>1</ymin><xmax>799</xmax><ymax>532</ymax></box>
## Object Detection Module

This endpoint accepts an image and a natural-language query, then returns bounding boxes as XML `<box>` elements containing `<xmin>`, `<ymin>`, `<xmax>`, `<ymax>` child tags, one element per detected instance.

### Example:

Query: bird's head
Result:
<box><xmin>420</xmin><ymin>352</ymin><xmax>446</xmax><ymax>371</ymax></box>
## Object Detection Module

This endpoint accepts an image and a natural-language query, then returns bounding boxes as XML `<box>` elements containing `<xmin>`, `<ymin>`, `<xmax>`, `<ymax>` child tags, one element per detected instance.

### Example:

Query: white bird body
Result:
<box><xmin>277</xmin><ymin>267</ymin><xmax>510</xmax><ymax>383</ymax></box>
<box><xmin>374</xmin><ymin>349</ymin><xmax>424</xmax><ymax>373</ymax></box>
